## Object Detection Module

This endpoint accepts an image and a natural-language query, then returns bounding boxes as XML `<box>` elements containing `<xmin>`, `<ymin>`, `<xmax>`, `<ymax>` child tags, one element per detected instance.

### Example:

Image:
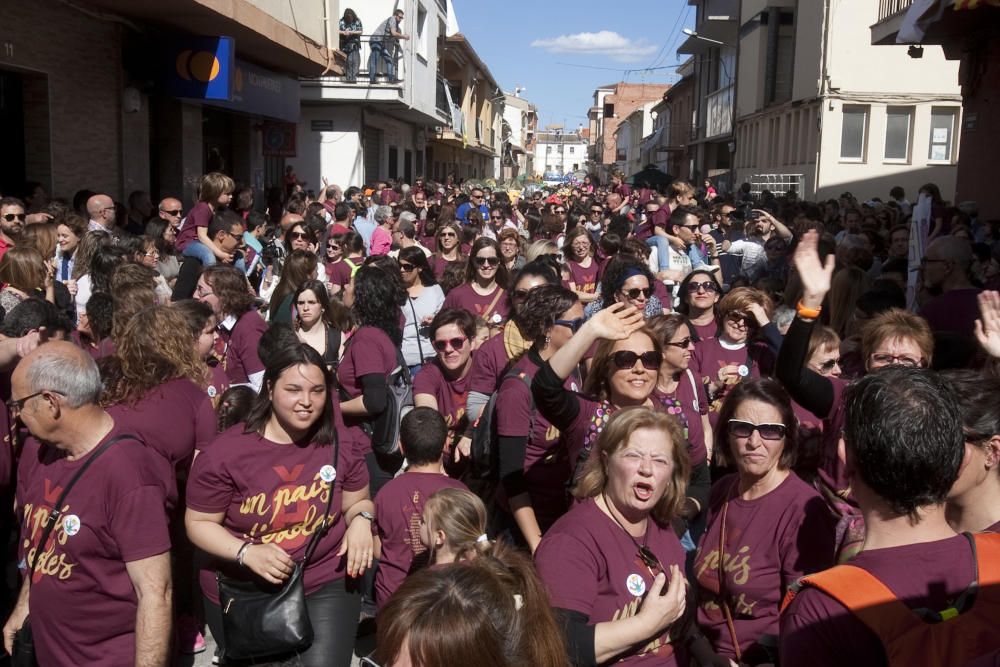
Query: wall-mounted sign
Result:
<box><xmin>311</xmin><ymin>120</ymin><xmax>334</xmax><ymax>131</ymax></box>
<box><xmin>164</xmin><ymin>36</ymin><xmax>235</xmax><ymax>101</ymax></box>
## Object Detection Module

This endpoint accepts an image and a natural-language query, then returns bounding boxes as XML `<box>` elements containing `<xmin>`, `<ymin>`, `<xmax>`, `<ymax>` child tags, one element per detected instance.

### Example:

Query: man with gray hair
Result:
<box><xmin>370</xmin><ymin>204</ymin><xmax>396</xmax><ymax>256</ymax></box>
<box><xmin>389</xmin><ymin>213</ymin><xmax>431</xmax><ymax>258</ymax></box>
<box><xmin>2</xmin><ymin>341</ymin><xmax>172</xmax><ymax>667</ymax></box>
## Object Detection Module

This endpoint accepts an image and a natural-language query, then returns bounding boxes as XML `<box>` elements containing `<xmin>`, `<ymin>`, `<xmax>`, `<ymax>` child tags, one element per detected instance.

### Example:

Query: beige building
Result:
<box><xmin>728</xmin><ymin>0</ymin><xmax>961</xmax><ymax>202</ymax></box>
<box><xmin>614</xmin><ymin>102</ymin><xmax>657</xmax><ymax>177</ymax></box>
<box><xmin>587</xmin><ymin>82</ymin><xmax>671</xmax><ymax>182</ymax></box>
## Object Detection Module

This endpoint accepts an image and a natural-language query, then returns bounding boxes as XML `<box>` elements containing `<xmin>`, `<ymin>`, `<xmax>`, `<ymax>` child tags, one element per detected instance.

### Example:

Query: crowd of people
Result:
<box><xmin>0</xmin><ymin>169</ymin><xmax>996</xmax><ymax>667</ymax></box>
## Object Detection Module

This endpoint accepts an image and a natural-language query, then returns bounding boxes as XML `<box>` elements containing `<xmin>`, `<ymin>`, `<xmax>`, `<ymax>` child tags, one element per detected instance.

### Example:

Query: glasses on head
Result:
<box><xmin>664</xmin><ymin>337</ymin><xmax>692</xmax><ymax>349</ymax></box>
<box><xmin>290</xmin><ymin>231</ymin><xmax>309</xmax><ymax>240</ymax></box>
<box><xmin>399</xmin><ymin>262</ymin><xmax>416</xmax><ymax>272</ymax></box>
<box><xmin>686</xmin><ymin>280</ymin><xmax>719</xmax><ymax>294</ymax></box>
<box><xmin>728</xmin><ymin>419</ymin><xmax>787</xmax><ymax>441</ymax></box>
<box><xmin>2</xmin><ymin>213</ymin><xmax>25</xmax><ymax>222</ymax></box>
<box><xmin>161</xmin><ymin>209</ymin><xmax>182</xmax><ymax>217</ymax></box>
<box><xmin>7</xmin><ymin>389</ymin><xmax>66</xmax><ymax>415</ymax></box>
<box><xmin>621</xmin><ymin>287</ymin><xmax>653</xmax><ymax>300</ymax></box>
<box><xmin>870</xmin><ymin>353</ymin><xmax>922</xmax><ymax>368</ymax></box>
<box><xmin>433</xmin><ymin>336</ymin><xmax>467</xmax><ymax>352</ymax></box>
<box><xmin>817</xmin><ymin>357</ymin><xmax>842</xmax><ymax>373</ymax></box>
<box><xmin>553</xmin><ymin>317</ymin><xmax>585</xmax><ymax>333</ymax></box>
<box><xmin>611</xmin><ymin>350</ymin><xmax>661</xmax><ymax>371</ymax></box>
<box><xmin>473</xmin><ymin>256</ymin><xmax>500</xmax><ymax>267</ymax></box>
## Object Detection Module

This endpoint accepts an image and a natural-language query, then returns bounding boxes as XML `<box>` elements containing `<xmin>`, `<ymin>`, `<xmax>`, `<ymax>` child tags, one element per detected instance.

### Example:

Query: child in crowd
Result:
<box><xmin>419</xmin><ymin>487</ymin><xmax>489</xmax><ymax>566</ymax></box>
<box><xmin>372</xmin><ymin>408</ymin><xmax>468</xmax><ymax>608</ymax></box>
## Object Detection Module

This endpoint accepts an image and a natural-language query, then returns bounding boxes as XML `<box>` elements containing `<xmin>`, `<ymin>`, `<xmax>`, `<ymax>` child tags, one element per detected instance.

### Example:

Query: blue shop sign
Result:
<box><xmin>164</xmin><ymin>36</ymin><xmax>235</xmax><ymax>101</ymax></box>
<box><xmin>206</xmin><ymin>59</ymin><xmax>300</xmax><ymax>123</ymax></box>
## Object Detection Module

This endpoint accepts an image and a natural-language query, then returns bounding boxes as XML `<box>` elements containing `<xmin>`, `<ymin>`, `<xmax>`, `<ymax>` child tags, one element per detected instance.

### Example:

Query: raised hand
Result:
<box><xmin>975</xmin><ymin>291</ymin><xmax>1000</xmax><ymax>359</ymax></box>
<box><xmin>793</xmin><ymin>230</ymin><xmax>834</xmax><ymax>308</ymax></box>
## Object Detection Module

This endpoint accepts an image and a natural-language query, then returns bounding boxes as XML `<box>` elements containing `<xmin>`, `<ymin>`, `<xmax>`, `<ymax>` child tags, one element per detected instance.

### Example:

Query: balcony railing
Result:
<box><xmin>877</xmin><ymin>0</ymin><xmax>913</xmax><ymax>23</ymax></box>
<box><xmin>335</xmin><ymin>35</ymin><xmax>405</xmax><ymax>84</ymax></box>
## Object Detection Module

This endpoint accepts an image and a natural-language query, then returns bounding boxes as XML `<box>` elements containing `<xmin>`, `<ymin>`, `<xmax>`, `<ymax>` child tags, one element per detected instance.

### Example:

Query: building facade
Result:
<box><xmin>501</xmin><ymin>92</ymin><xmax>537</xmax><ymax>180</ymax></box>
<box><xmin>533</xmin><ymin>130</ymin><xmax>588</xmax><ymax>180</ymax></box>
<box><xmin>615</xmin><ymin>102</ymin><xmax>657</xmax><ymax>176</ymax></box>
<box><xmin>586</xmin><ymin>82</ymin><xmax>672</xmax><ymax>182</ymax></box>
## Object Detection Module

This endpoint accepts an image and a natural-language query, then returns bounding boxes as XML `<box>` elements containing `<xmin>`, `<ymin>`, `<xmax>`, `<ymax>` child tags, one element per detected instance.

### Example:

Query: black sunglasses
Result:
<box><xmin>728</xmin><ymin>419</ymin><xmax>786</xmax><ymax>441</ymax></box>
<box><xmin>637</xmin><ymin>545</ymin><xmax>663</xmax><ymax>573</ymax></box>
<box><xmin>512</xmin><ymin>288</ymin><xmax>531</xmax><ymax>300</ymax></box>
<box><xmin>473</xmin><ymin>256</ymin><xmax>500</xmax><ymax>267</ymax></box>
<box><xmin>554</xmin><ymin>317</ymin><xmax>585</xmax><ymax>333</ymax></box>
<box><xmin>621</xmin><ymin>287</ymin><xmax>653</xmax><ymax>300</ymax></box>
<box><xmin>399</xmin><ymin>262</ymin><xmax>416</xmax><ymax>272</ymax></box>
<box><xmin>433</xmin><ymin>336</ymin><xmax>467</xmax><ymax>352</ymax></box>
<box><xmin>161</xmin><ymin>209</ymin><xmax>183</xmax><ymax>216</ymax></box>
<box><xmin>2</xmin><ymin>213</ymin><xmax>25</xmax><ymax>222</ymax></box>
<box><xmin>664</xmin><ymin>337</ymin><xmax>692</xmax><ymax>349</ymax></box>
<box><xmin>817</xmin><ymin>357</ymin><xmax>842</xmax><ymax>373</ymax></box>
<box><xmin>611</xmin><ymin>350</ymin><xmax>661</xmax><ymax>371</ymax></box>
<box><xmin>290</xmin><ymin>231</ymin><xmax>309</xmax><ymax>240</ymax></box>
<box><xmin>686</xmin><ymin>281</ymin><xmax>719</xmax><ymax>294</ymax></box>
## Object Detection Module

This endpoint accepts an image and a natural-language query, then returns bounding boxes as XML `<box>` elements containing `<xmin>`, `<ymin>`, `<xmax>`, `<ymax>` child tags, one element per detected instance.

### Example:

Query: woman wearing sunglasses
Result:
<box><xmin>283</xmin><ymin>221</ymin><xmax>318</xmax><ymax>255</ymax></box>
<box><xmin>429</xmin><ymin>222</ymin><xmax>462</xmax><ymax>280</ymax></box>
<box><xmin>677</xmin><ymin>269</ymin><xmax>723</xmax><ymax>342</ymax></box>
<box><xmin>535</xmin><ymin>407</ymin><xmax>691</xmax><ymax>667</ymax></box>
<box><xmin>399</xmin><ymin>246</ymin><xmax>444</xmax><ymax>375</ymax></box>
<box><xmin>494</xmin><ymin>285</ymin><xmax>583</xmax><ymax>552</ymax></box>
<box><xmin>441</xmin><ymin>237</ymin><xmax>510</xmax><ymax>335</ymax></box>
<box><xmin>691</xmin><ymin>287</ymin><xmax>780</xmax><ymax>424</ymax></box>
<box><xmin>692</xmin><ymin>379</ymin><xmax>835</xmax><ymax>665</ymax></box>
<box><xmin>413</xmin><ymin>308</ymin><xmax>476</xmax><ymax>456</ymax></box>
<box><xmin>584</xmin><ymin>255</ymin><xmax>665</xmax><ymax>321</ymax></box>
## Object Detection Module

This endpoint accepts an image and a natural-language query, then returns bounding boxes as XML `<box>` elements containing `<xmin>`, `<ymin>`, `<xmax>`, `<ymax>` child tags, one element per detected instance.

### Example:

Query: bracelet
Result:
<box><xmin>236</xmin><ymin>541</ymin><xmax>252</xmax><ymax>567</ymax></box>
<box><xmin>796</xmin><ymin>300</ymin><xmax>822</xmax><ymax>319</ymax></box>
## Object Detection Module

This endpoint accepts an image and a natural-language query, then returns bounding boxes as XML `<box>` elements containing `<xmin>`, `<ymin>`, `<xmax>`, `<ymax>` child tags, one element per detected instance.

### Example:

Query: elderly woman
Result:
<box><xmin>677</xmin><ymin>269</ymin><xmax>723</xmax><ymax>342</ymax></box>
<box><xmin>536</xmin><ymin>407</ymin><xmax>690</xmax><ymax>667</ymax></box>
<box><xmin>185</xmin><ymin>344</ymin><xmax>372</xmax><ymax>667</ymax></box>
<box><xmin>693</xmin><ymin>379</ymin><xmax>835</xmax><ymax>664</ymax></box>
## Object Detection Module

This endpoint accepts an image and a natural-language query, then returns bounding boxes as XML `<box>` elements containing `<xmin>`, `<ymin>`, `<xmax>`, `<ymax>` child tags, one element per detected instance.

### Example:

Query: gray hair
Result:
<box><xmin>25</xmin><ymin>349</ymin><xmax>102</xmax><ymax>408</ymax></box>
<box><xmin>398</xmin><ymin>211</ymin><xmax>417</xmax><ymax>226</ymax></box>
<box><xmin>396</xmin><ymin>219</ymin><xmax>417</xmax><ymax>239</ymax></box>
<box><xmin>374</xmin><ymin>205</ymin><xmax>394</xmax><ymax>224</ymax></box>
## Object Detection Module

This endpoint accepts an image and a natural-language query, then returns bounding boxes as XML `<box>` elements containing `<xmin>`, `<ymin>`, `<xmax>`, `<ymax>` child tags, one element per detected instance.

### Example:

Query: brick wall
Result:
<box><xmin>0</xmin><ymin>0</ymin><xmax>123</xmax><ymax>199</ymax></box>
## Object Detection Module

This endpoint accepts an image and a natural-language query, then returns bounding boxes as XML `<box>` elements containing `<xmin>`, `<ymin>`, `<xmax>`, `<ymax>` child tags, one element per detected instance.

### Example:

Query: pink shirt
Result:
<box><xmin>370</xmin><ymin>226</ymin><xmax>392</xmax><ymax>256</ymax></box>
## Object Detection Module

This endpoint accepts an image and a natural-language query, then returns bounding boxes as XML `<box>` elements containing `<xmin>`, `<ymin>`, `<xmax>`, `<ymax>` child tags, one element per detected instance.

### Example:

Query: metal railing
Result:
<box><xmin>877</xmin><ymin>0</ymin><xmax>914</xmax><ymax>23</ymax></box>
<box><xmin>749</xmin><ymin>173</ymin><xmax>804</xmax><ymax>198</ymax></box>
<box><xmin>336</xmin><ymin>35</ymin><xmax>405</xmax><ymax>83</ymax></box>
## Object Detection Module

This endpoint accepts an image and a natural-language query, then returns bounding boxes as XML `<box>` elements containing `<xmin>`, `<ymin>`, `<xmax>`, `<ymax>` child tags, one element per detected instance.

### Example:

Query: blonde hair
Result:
<box><xmin>525</xmin><ymin>239</ymin><xmax>559</xmax><ymax>263</ymax></box>
<box><xmin>423</xmin><ymin>488</ymin><xmax>488</xmax><ymax>563</ymax></box>
<box><xmin>861</xmin><ymin>308</ymin><xmax>934</xmax><ymax>368</ymax></box>
<box><xmin>717</xmin><ymin>287</ymin><xmax>774</xmax><ymax>322</ymax></box>
<box><xmin>807</xmin><ymin>325</ymin><xmax>841</xmax><ymax>362</ymax></box>
<box><xmin>574</xmin><ymin>406</ymin><xmax>690</xmax><ymax>523</ymax></box>
<box><xmin>199</xmin><ymin>172</ymin><xmax>235</xmax><ymax>204</ymax></box>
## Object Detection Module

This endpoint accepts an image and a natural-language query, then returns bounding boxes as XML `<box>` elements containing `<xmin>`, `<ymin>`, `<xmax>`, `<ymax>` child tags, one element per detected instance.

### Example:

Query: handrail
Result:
<box><xmin>876</xmin><ymin>0</ymin><xmax>913</xmax><ymax>23</ymax></box>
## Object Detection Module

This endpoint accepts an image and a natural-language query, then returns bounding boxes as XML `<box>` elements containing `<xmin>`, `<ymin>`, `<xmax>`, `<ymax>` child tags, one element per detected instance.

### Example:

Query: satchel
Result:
<box><xmin>11</xmin><ymin>434</ymin><xmax>131</xmax><ymax>667</ymax></box>
<box><xmin>216</xmin><ymin>433</ymin><xmax>339</xmax><ymax>663</ymax></box>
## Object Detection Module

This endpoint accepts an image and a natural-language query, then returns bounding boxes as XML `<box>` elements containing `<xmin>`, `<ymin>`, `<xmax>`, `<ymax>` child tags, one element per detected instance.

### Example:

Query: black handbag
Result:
<box><xmin>216</xmin><ymin>434</ymin><xmax>338</xmax><ymax>663</ymax></box>
<box><xmin>11</xmin><ymin>434</ymin><xmax>131</xmax><ymax>667</ymax></box>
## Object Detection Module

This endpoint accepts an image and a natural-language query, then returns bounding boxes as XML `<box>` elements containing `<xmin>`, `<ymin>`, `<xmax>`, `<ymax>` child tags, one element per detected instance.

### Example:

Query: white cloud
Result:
<box><xmin>530</xmin><ymin>31</ymin><xmax>659</xmax><ymax>63</ymax></box>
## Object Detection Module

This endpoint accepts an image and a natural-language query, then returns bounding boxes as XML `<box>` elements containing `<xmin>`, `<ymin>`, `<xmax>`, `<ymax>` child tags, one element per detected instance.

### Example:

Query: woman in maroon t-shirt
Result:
<box><xmin>536</xmin><ymin>407</ymin><xmax>690</xmax><ymax>667</ymax></box>
<box><xmin>441</xmin><ymin>237</ymin><xmax>511</xmax><ymax>337</ymax></box>
<box><xmin>692</xmin><ymin>379</ymin><xmax>835</xmax><ymax>664</ymax></box>
<box><xmin>171</xmin><ymin>299</ymin><xmax>228</xmax><ymax>407</ymax></box>
<box><xmin>413</xmin><ymin>308</ymin><xmax>476</xmax><ymax>455</ymax></box>
<box><xmin>186</xmin><ymin>343</ymin><xmax>373</xmax><ymax>667</ymax></box>
<box><xmin>428</xmin><ymin>222</ymin><xmax>463</xmax><ymax>281</ymax></box>
<box><xmin>564</xmin><ymin>227</ymin><xmax>600</xmax><ymax>304</ymax></box>
<box><xmin>677</xmin><ymin>269</ymin><xmax>722</xmax><ymax>342</ymax></box>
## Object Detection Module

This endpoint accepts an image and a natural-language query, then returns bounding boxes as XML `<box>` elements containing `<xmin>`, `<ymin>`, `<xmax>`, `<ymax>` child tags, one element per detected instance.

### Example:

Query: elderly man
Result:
<box><xmin>2</xmin><ymin>341</ymin><xmax>172</xmax><ymax>667</ymax></box>
<box><xmin>0</xmin><ymin>196</ymin><xmax>25</xmax><ymax>261</ymax></box>
<box><xmin>157</xmin><ymin>197</ymin><xmax>183</xmax><ymax>232</ymax></box>
<box><xmin>86</xmin><ymin>194</ymin><xmax>116</xmax><ymax>234</ymax></box>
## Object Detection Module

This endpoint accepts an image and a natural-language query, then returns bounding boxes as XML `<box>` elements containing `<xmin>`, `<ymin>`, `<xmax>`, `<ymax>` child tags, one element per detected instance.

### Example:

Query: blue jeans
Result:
<box><xmin>182</xmin><ymin>240</ymin><xmax>246</xmax><ymax>271</ymax></box>
<box><xmin>345</xmin><ymin>49</ymin><xmax>360</xmax><ymax>81</ymax></box>
<box><xmin>368</xmin><ymin>43</ymin><xmax>397</xmax><ymax>82</ymax></box>
<box><xmin>688</xmin><ymin>244</ymin><xmax>708</xmax><ymax>267</ymax></box>
<box><xmin>645</xmin><ymin>236</ymin><xmax>672</xmax><ymax>271</ymax></box>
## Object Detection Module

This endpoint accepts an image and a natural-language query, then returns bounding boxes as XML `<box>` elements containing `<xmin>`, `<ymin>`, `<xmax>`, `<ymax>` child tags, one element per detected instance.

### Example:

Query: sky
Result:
<box><xmin>453</xmin><ymin>0</ymin><xmax>695</xmax><ymax>130</ymax></box>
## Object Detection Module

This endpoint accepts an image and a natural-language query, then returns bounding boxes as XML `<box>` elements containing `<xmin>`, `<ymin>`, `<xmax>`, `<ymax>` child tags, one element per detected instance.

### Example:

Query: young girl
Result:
<box><xmin>174</xmin><ymin>172</ymin><xmax>235</xmax><ymax>267</ymax></box>
<box><xmin>419</xmin><ymin>488</ymin><xmax>489</xmax><ymax>565</ymax></box>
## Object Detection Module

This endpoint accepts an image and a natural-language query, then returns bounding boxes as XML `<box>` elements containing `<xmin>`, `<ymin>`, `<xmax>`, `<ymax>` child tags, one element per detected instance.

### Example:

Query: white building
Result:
<box><xmin>534</xmin><ymin>129</ymin><xmax>588</xmax><ymax>180</ymax></box>
<box><xmin>501</xmin><ymin>92</ymin><xmax>537</xmax><ymax>180</ymax></box>
<box><xmin>615</xmin><ymin>101</ymin><xmax>657</xmax><ymax>176</ymax></box>
<box><xmin>296</xmin><ymin>0</ymin><xmax>454</xmax><ymax>188</ymax></box>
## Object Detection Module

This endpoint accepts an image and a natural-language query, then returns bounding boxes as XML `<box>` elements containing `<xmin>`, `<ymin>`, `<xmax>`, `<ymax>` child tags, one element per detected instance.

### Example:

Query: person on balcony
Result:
<box><xmin>369</xmin><ymin>9</ymin><xmax>410</xmax><ymax>84</ymax></box>
<box><xmin>338</xmin><ymin>8</ymin><xmax>363</xmax><ymax>83</ymax></box>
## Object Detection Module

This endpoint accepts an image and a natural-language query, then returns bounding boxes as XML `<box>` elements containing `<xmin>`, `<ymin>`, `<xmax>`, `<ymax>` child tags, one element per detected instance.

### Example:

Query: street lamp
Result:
<box><xmin>682</xmin><ymin>28</ymin><xmax>729</xmax><ymax>47</ymax></box>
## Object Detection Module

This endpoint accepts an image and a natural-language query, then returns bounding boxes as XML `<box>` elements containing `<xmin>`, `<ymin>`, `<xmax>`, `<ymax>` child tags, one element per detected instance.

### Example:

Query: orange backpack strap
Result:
<box><xmin>782</xmin><ymin>564</ymin><xmax>919</xmax><ymax>641</ymax></box>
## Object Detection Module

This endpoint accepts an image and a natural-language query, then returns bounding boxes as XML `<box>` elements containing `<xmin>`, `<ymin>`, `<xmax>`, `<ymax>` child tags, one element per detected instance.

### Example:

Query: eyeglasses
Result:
<box><xmin>512</xmin><ymin>288</ymin><xmax>531</xmax><ymax>300</ymax></box>
<box><xmin>2</xmin><ymin>213</ymin><xmax>25</xmax><ymax>222</ymax></box>
<box><xmin>553</xmin><ymin>317</ymin><xmax>585</xmax><ymax>333</ymax></box>
<box><xmin>160</xmin><ymin>209</ymin><xmax>182</xmax><ymax>217</ymax></box>
<box><xmin>681</xmin><ymin>223</ymin><xmax>700</xmax><ymax>230</ymax></box>
<box><xmin>728</xmin><ymin>419</ymin><xmax>787</xmax><ymax>441</ymax></box>
<box><xmin>195</xmin><ymin>285</ymin><xmax>214</xmax><ymax>298</ymax></box>
<box><xmin>7</xmin><ymin>389</ymin><xmax>65</xmax><ymax>415</ymax></box>
<box><xmin>555</xmin><ymin>208</ymin><xmax>566</xmax><ymax>214</ymax></box>
<box><xmin>620</xmin><ymin>287</ymin><xmax>653</xmax><ymax>300</ymax></box>
<box><xmin>611</xmin><ymin>350</ymin><xmax>661</xmax><ymax>371</ymax></box>
<box><xmin>359</xmin><ymin>655</ymin><xmax>382</xmax><ymax>667</ymax></box>
<box><xmin>636</xmin><ymin>545</ymin><xmax>664</xmax><ymax>573</ymax></box>
<box><xmin>664</xmin><ymin>337</ymin><xmax>692</xmax><ymax>349</ymax></box>
<box><xmin>491</xmin><ymin>215</ymin><xmax>503</xmax><ymax>220</ymax></box>
<box><xmin>399</xmin><ymin>262</ymin><xmax>416</xmax><ymax>272</ymax></box>
<box><xmin>870</xmin><ymin>353</ymin><xmax>922</xmax><ymax>368</ymax></box>
<box><xmin>143</xmin><ymin>250</ymin><xmax>160</xmax><ymax>258</ymax></box>
<box><xmin>439</xmin><ymin>231</ymin><xmax>457</xmax><ymax>238</ymax></box>
<box><xmin>473</xmin><ymin>256</ymin><xmax>500</xmax><ymax>267</ymax></box>
<box><xmin>591</xmin><ymin>209</ymin><xmax>604</xmax><ymax>214</ymax></box>
<box><xmin>817</xmin><ymin>357</ymin><xmax>842</xmax><ymax>373</ymax></box>
<box><xmin>726</xmin><ymin>313</ymin><xmax>751</xmax><ymax>326</ymax></box>
<box><xmin>686</xmin><ymin>281</ymin><xmax>719</xmax><ymax>294</ymax></box>
<box><xmin>433</xmin><ymin>336</ymin><xmax>467</xmax><ymax>352</ymax></box>
<box><xmin>290</xmin><ymin>231</ymin><xmax>309</xmax><ymax>240</ymax></box>
<box><xmin>327</xmin><ymin>243</ymin><xmax>340</xmax><ymax>250</ymax></box>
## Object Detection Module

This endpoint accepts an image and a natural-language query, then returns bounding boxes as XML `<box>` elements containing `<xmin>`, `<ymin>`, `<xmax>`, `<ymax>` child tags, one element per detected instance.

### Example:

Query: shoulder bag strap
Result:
<box><xmin>27</xmin><ymin>433</ymin><xmax>135</xmax><ymax>579</ymax></box>
<box><xmin>482</xmin><ymin>287</ymin><xmax>505</xmax><ymax>323</ymax></box>
<box><xmin>718</xmin><ymin>477</ymin><xmax>742</xmax><ymax>663</ymax></box>
<box><xmin>301</xmin><ymin>431</ymin><xmax>340</xmax><ymax>566</ymax></box>
<box><xmin>408</xmin><ymin>297</ymin><xmax>426</xmax><ymax>363</ymax></box>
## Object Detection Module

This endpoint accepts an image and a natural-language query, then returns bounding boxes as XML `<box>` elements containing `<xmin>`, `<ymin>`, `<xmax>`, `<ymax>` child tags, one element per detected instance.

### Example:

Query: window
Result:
<box><xmin>884</xmin><ymin>107</ymin><xmax>913</xmax><ymax>161</ymax></box>
<box><xmin>546</xmin><ymin>145</ymin><xmax>552</xmax><ymax>154</ymax></box>
<box><xmin>928</xmin><ymin>107</ymin><xmax>957</xmax><ymax>162</ymax></box>
<box><xmin>604</xmin><ymin>103</ymin><xmax>615</xmax><ymax>117</ymax></box>
<box><xmin>569</xmin><ymin>146</ymin><xmax>575</xmax><ymax>154</ymax></box>
<box><xmin>546</xmin><ymin>164</ymin><xmax>552</xmax><ymax>171</ymax></box>
<box><xmin>415</xmin><ymin>4</ymin><xmax>429</xmax><ymax>60</ymax></box>
<box><xmin>840</xmin><ymin>106</ymin><xmax>868</xmax><ymax>161</ymax></box>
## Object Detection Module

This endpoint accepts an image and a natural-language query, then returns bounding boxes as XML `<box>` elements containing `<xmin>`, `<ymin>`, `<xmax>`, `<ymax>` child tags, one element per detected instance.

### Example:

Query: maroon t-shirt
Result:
<box><xmin>818</xmin><ymin>377</ymin><xmax>851</xmax><ymax>496</ymax></box>
<box><xmin>536</xmin><ymin>497</ymin><xmax>687</xmax><ymax>666</ymax></box>
<box><xmin>17</xmin><ymin>427</ymin><xmax>171</xmax><ymax>667</ymax></box>
<box><xmin>325</xmin><ymin>259</ymin><xmax>354</xmax><ymax>288</ymax></box>
<box><xmin>186</xmin><ymin>425</ymin><xmax>368</xmax><ymax>605</ymax></box>
<box><xmin>372</xmin><ymin>472</ymin><xmax>467</xmax><ymax>608</ymax></box>
<box><xmin>691</xmin><ymin>338</ymin><xmax>774</xmax><ymax>422</ymax></box>
<box><xmin>441</xmin><ymin>283</ymin><xmax>510</xmax><ymax>327</ymax></box>
<box><xmin>413</xmin><ymin>359</ymin><xmax>472</xmax><ymax>448</ymax></box>
<box><xmin>919</xmin><ymin>287</ymin><xmax>982</xmax><ymax>339</ymax></box>
<box><xmin>208</xmin><ymin>363</ymin><xmax>230</xmax><ymax>409</ymax></box>
<box><xmin>694</xmin><ymin>473</ymin><xmax>836</xmax><ymax>658</ymax></box>
<box><xmin>468</xmin><ymin>327</ymin><xmax>514</xmax><ymax>395</ymax></box>
<box><xmin>652</xmin><ymin>369</ymin><xmax>709</xmax><ymax>467</ymax></box>
<box><xmin>428</xmin><ymin>255</ymin><xmax>457</xmax><ymax>281</ymax></box>
<box><xmin>219</xmin><ymin>311</ymin><xmax>268</xmax><ymax>385</ymax></box>
<box><xmin>780</xmin><ymin>534</ymin><xmax>995</xmax><ymax>667</ymax></box>
<box><xmin>175</xmin><ymin>201</ymin><xmax>213</xmax><ymax>252</ymax></box>
<box><xmin>567</xmin><ymin>259</ymin><xmax>600</xmax><ymax>294</ymax></box>
<box><xmin>496</xmin><ymin>353</ymin><xmax>579</xmax><ymax>529</ymax></box>
<box><xmin>337</xmin><ymin>326</ymin><xmax>399</xmax><ymax>451</ymax></box>
<box><xmin>690</xmin><ymin>319</ymin><xmax>717</xmax><ymax>341</ymax></box>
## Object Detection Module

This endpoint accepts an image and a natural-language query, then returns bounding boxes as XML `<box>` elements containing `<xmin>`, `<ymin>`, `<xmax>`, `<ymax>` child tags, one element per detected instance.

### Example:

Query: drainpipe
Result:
<box><xmin>320</xmin><ymin>0</ymin><xmax>334</xmax><ymax>76</ymax></box>
<box><xmin>729</xmin><ymin>0</ymin><xmax>743</xmax><ymax>194</ymax></box>
<box><xmin>813</xmin><ymin>0</ymin><xmax>832</xmax><ymax>199</ymax></box>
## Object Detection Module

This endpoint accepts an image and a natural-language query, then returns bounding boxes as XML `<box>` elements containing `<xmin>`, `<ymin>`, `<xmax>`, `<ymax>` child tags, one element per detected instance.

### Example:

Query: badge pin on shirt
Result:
<box><xmin>626</xmin><ymin>573</ymin><xmax>646</xmax><ymax>597</ymax></box>
<box><xmin>63</xmin><ymin>514</ymin><xmax>81</xmax><ymax>537</ymax></box>
<box><xmin>320</xmin><ymin>465</ymin><xmax>337</xmax><ymax>484</ymax></box>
